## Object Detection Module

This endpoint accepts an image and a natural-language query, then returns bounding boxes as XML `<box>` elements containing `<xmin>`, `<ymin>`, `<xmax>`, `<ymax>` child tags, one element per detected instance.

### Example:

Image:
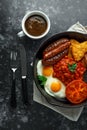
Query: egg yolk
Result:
<box><xmin>51</xmin><ymin>82</ymin><xmax>61</xmax><ymax>92</ymax></box>
<box><xmin>42</xmin><ymin>66</ymin><xmax>53</xmax><ymax>76</ymax></box>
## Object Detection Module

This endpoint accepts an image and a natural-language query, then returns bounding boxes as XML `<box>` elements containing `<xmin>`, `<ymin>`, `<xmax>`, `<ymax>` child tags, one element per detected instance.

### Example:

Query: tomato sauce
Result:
<box><xmin>53</xmin><ymin>56</ymin><xmax>86</xmax><ymax>85</ymax></box>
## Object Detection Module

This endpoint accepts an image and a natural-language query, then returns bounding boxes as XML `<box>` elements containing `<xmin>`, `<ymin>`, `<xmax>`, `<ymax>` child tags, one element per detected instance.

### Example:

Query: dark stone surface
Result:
<box><xmin>0</xmin><ymin>0</ymin><xmax>87</xmax><ymax>130</ymax></box>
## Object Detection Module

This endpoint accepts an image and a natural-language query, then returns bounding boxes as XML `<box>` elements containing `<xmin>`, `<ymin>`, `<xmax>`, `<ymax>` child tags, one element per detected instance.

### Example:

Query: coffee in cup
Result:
<box><xmin>17</xmin><ymin>10</ymin><xmax>50</xmax><ymax>39</ymax></box>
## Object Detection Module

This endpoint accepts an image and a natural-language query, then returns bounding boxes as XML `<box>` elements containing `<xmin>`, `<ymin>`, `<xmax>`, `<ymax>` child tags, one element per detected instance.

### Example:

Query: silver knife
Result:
<box><xmin>19</xmin><ymin>44</ymin><xmax>28</xmax><ymax>105</ymax></box>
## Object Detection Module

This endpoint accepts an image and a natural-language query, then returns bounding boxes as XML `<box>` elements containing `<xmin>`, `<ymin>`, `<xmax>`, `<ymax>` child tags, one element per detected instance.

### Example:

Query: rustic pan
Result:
<box><xmin>33</xmin><ymin>31</ymin><xmax>87</xmax><ymax>108</ymax></box>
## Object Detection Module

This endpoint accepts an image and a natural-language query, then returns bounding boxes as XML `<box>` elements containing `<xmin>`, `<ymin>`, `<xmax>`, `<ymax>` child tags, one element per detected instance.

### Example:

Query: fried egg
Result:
<box><xmin>37</xmin><ymin>60</ymin><xmax>53</xmax><ymax>77</ymax></box>
<box><xmin>44</xmin><ymin>77</ymin><xmax>66</xmax><ymax>98</ymax></box>
<box><xmin>37</xmin><ymin>60</ymin><xmax>66</xmax><ymax>98</ymax></box>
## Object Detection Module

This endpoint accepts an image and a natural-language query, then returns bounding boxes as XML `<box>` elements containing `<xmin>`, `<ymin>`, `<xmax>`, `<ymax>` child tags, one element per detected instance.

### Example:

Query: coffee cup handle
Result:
<box><xmin>17</xmin><ymin>31</ymin><xmax>25</xmax><ymax>37</ymax></box>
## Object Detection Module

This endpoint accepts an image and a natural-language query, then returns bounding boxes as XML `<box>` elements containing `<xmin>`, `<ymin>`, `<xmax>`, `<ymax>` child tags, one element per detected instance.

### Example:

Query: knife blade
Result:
<box><xmin>19</xmin><ymin>44</ymin><xmax>28</xmax><ymax>105</ymax></box>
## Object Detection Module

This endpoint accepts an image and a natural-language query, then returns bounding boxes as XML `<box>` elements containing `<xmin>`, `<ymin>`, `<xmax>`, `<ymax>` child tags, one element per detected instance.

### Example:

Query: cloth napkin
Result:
<box><xmin>33</xmin><ymin>22</ymin><xmax>87</xmax><ymax>121</ymax></box>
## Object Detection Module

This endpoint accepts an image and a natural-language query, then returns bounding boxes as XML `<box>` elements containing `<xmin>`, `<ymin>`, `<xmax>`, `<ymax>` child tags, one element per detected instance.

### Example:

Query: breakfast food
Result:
<box><xmin>43</xmin><ymin>38</ymin><xmax>70</xmax><ymax>60</ymax></box>
<box><xmin>70</xmin><ymin>39</ymin><xmax>87</xmax><ymax>61</ymax></box>
<box><xmin>42</xmin><ymin>49</ymin><xmax>68</xmax><ymax>66</ymax></box>
<box><xmin>37</xmin><ymin>60</ymin><xmax>53</xmax><ymax>76</ymax></box>
<box><xmin>45</xmin><ymin>77</ymin><xmax>66</xmax><ymax>98</ymax></box>
<box><xmin>84</xmin><ymin>53</ymin><xmax>87</xmax><ymax>67</ymax></box>
<box><xmin>36</xmin><ymin>37</ymin><xmax>87</xmax><ymax>104</ymax></box>
<box><xmin>53</xmin><ymin>56</ymin><xmax>86</xmax><ymax>85</ymax></box>
<box><xmin>68</xmin><ymin>39</ymin><xmax>79</xmax><ymax>58</ymax></box>
<box><xmin>42</xmin><ymin>38</ymin><xmax>71</xmax><ymax>66</ymax></box>
<box><xmin>43</xmin><ymin>41</ymin><xmax>70</xmax><ymax>60</ymax></box>
<box><xmin>37</xmin><ymin>60</ymin><xmax>66</xmax><ymax>98</ymax></box>
<box><xmin>66</xmin><ymin>80</ymin><xmax>87</xmax><ymax>104</ymax></box>
<box><xmin>43</xmin><ymin>38</ymin><xmax>69</xmax><ymax>54</ymax></box>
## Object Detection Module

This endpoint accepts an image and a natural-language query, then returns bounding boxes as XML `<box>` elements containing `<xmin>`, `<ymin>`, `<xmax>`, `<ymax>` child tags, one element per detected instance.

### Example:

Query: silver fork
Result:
<box><xmin>10</xmin><ymin>50</ymin><xmax>18</xmax><ymax>108</ymax></box>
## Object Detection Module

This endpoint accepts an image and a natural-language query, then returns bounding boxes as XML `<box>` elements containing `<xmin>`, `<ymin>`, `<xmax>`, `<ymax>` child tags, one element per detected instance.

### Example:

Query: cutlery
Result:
<box><xmin>19</xmin><ymin>44</ymin><xmax>29</xmax><ymax>105</ymax></box>
<box><xmin>10</xmin><ymin>50</ymin><xmax>18</xmax><ymax>108</ymax></box>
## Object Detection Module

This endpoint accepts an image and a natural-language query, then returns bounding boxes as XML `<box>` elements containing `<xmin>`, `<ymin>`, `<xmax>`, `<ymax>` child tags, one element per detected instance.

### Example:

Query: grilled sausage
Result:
<box><xmin>43</xmin><ymin>41</ymin><xmax>71</xmax><ymax>60</ymax></box>
<box><xmin>43</xmin><ymin>38</ymin><xmax>69</xmax><ymax>54</ymax></box>
<box><xmin>42</xmin><ymin>49</ymin><xmax>68</xmax><ymax>66</ymax></box>
<box><xmin>83</xmin><ymin>53</ymin><xmax>87</xmax><ymax>67</ymax></box>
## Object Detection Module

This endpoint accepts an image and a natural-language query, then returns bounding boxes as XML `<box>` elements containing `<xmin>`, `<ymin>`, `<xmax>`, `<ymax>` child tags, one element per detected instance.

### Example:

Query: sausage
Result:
<box><xmin>43</xmin><ymin>38</ymin><xmax>69</xmax><ymax>54</ymax></box>
<box><xmin>83</xmin><ymin>53</ymin><xmax>87</xmax><ymax>67</ymax></box>
<box><xmin>42</xmin><ymin>49</ymin><xmax>68</xmax><ymax>66</ymax></box>
<box><xmin>43</xmin><ymin>41</ymin><xmax>71</xmax><ymax>60</ymax></box>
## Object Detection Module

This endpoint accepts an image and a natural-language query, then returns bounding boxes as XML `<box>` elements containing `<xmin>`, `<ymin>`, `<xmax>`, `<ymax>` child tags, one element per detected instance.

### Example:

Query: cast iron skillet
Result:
<box><xmin>33</xmin><ymin>31</ymin><xmax>87</xmax><ymax>108</ymax></box>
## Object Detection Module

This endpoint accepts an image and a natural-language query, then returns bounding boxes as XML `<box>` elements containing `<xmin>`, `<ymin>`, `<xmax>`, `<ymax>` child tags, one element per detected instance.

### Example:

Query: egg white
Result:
<box><xmin>37</xmin><ymin>60</ymin><xmax>53</xmax><ymax>77</ymax></box>
<box><xmin>44</xmin><ymin>77</ymin><xmax>66</xmax><ymax>98</ymax></box>
<box><xmin>37</xmin><ymin>60</ymin><xmax>66</xmax><ymax>98</ymax></box>
<box><xmin>37</xmin><ymin>60</ymin><xmax>43</xmax><ymax>76</ymax></box>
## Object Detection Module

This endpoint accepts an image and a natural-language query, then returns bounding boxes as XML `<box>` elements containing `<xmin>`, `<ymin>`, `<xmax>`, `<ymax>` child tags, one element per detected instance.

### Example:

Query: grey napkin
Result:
<box><xmin>33</xmin><ymin>22</ymin><xmax>87</xmax><ymax>121</ymax></box>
